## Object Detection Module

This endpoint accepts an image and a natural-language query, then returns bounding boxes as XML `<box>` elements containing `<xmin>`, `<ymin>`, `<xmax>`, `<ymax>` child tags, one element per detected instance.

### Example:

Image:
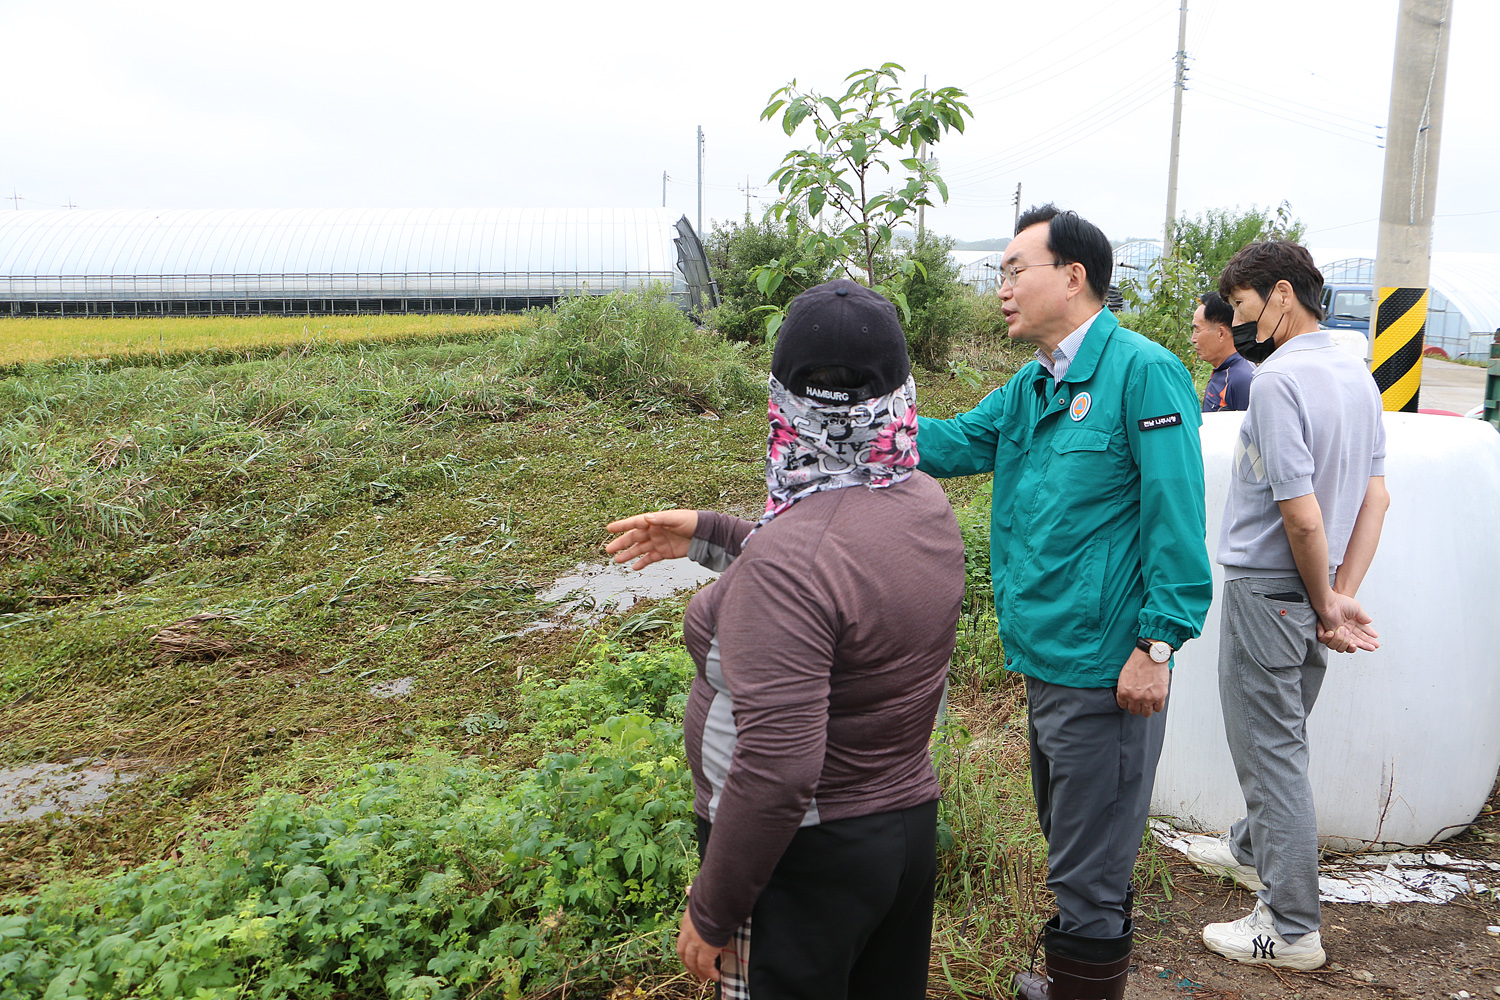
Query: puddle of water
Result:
<box><xmin>369</xmin><ymin>676</ymin><xmax>415</xmax><ymax>698</ymax></box>
<box><xmin>0</xmin><ymin>758</ymin><xmax>144</xmax><ymax>823</ymax></box>
<box><xmin>537</xmin><ymin>559</ymin><xmax>720</xmax><ymax>625</ymax></box>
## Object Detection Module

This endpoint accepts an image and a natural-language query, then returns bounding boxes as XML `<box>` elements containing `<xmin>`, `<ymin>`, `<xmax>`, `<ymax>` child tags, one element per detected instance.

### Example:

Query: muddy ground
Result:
<box><xmin>1123</xmin><ymin>845</ymin><xmax>1500</xmax><ymax>1000</ymax></box>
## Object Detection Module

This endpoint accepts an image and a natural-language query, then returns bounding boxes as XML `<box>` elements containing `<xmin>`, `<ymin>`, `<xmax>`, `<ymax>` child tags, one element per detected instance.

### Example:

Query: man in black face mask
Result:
<box><xmin>1190</xmin><ymin>240</ymin><xmax>1390</xmax><ymax>971</ymax></box>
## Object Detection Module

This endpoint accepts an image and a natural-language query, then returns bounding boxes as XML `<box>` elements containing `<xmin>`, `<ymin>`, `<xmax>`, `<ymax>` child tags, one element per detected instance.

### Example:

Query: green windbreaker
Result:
<box><xmin>919</xmin><ymin>310</ymin><xmax>1212</xmax><ymax>688</ymax></box>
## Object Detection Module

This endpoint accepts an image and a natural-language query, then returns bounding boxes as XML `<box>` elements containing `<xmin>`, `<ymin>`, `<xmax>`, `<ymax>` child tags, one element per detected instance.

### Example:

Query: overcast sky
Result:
<box><xmin>4</xmin><ymin>0</ymin><xmax>1495</xmax><ymax>253</ymax></box>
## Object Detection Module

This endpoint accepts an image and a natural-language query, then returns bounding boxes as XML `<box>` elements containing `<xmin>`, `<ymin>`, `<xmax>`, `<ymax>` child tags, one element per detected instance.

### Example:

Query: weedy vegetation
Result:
<box><xmin>0</xmin><ymin>296</ymin><xmax>1131</xmax><ymax>999</ymax></box>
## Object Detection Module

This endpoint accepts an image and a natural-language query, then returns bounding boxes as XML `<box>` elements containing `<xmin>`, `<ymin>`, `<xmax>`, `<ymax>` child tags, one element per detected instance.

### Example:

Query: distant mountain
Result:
<box><xmin>953</xmin><ymin>237</ymin><xmax>1011</xmax><ymax>252</ymax></box>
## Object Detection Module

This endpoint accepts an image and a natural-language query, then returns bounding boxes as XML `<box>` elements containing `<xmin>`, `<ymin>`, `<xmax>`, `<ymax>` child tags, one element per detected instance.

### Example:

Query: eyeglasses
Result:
<box><xmin>998</xmin><ymin>261</ymin><xmax>1067</xmax><ymax>287</ymax></box>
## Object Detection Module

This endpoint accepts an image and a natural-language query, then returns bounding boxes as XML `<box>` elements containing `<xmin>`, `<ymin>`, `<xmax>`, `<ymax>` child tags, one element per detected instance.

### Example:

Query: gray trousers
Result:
<box><xmin>1218</xmin><ymin>575</ymin><xmax>1327</xmax><ymax>942</ymax></box>
<box><xmin>1026</xmin><ymin>677</ymin><xmax>1168</xmax><ymax>939</ymax></box>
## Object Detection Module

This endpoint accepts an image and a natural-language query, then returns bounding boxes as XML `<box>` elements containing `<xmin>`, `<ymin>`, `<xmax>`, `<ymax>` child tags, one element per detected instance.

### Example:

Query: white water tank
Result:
<box><xmin>1153</xmin><ymin>411</ymin><xmax>1500</xmax><ymax>850</ymax></box>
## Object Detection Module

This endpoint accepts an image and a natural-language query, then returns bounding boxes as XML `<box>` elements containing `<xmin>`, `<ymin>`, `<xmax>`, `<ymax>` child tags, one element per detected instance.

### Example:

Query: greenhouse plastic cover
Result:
<box><xmin>0</xmin><ymin>207</ymin><xmax>690</xmax><ymax>299</ymax></box>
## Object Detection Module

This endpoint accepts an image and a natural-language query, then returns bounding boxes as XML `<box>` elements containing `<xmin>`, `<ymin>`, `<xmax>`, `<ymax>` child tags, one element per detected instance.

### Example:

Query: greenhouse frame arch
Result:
<box><xmin>0</xmin><ymin>207</ymin><xmax>719</xmax><ymax>317</ymax></box>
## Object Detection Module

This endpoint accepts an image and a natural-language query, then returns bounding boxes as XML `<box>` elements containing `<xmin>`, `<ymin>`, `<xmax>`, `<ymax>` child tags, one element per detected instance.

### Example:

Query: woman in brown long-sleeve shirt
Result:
<box><xmin>606</xmin><ymin>279</ymin><xmax>965</xmax><ymax>1000</ymax></box>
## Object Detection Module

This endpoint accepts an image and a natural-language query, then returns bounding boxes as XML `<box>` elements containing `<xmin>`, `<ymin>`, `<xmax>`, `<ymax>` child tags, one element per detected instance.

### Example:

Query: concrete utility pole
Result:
<box><xmin>1371</xmin><ymin>0</ymin><xmax>1453</xmax><ymax>412</ymax></box>
<box><xmin>696</xmin><ymin>126</ymin><xmax>704</xmax><ymax>236</ymax></box>
<box><xmin>662</xmin><ymin>171</ymin><xmax>668</xmax><ymax>209</ymax></box>
<box><xmin>1162</xmin><ymin>0</ymin><xmax>1189</xmax><ymax>254</ymax></box>
<box><xmin>1012</xmin><ymin>183</ymin><xmax>1022</xmax><ymax>234</ymax></box>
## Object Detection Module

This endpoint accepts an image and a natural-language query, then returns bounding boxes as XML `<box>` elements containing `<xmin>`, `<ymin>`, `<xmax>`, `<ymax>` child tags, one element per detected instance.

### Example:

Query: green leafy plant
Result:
<box><xmin>1118</xmin><ymin>252</ymin><xmax>1204</xmax><ymax>367</ymax></box>
<box><xmin>754</xmin><ymin>63</ymin><xmax>972</xmax><ymax>335</ymax></box>
<box><xmin>703</xmin><ymin>214</ymin><xmax>835</xmax><ymax>343</ymax></box>
<box><xmin>0</xmin><ymin>643</ymin><xmax>700</xmax><ymax>999</ymax></box>
<box><xmin>1170</xmin><ymin>202</ymin><xmax>1306</xmax><ymax>292</ymax></box>
<box><xmin>1120</xmin><ymin>203</ymin><xmax>1307</xmax><ymax>368</ymax></box>
<box><xmin>510</xmin><ymin>286</ymin><xmax>764</xmax><ymax>413</ymax></box>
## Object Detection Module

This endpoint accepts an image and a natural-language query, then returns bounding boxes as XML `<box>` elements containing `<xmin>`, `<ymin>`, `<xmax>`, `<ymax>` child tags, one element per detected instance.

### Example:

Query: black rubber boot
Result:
<box><xmin>1012</xmin><ymin>916</ymin><xmax>1133</xmax><ymax>1000</ymax></box>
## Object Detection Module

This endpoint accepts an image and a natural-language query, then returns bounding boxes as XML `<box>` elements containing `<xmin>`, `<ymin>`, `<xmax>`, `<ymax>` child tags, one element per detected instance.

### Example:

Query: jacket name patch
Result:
<box><xmin>1138</xmin><ymin>413</ymin><xmax>1182</xmax><ymax>432</ymax></box>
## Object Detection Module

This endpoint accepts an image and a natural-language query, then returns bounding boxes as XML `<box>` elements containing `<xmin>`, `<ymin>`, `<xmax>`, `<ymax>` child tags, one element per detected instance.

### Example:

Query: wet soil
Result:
<box><xmin>1125</xmin><ymin>860</ymin><xmax>1500</xmax><ymax>999</ymax></box>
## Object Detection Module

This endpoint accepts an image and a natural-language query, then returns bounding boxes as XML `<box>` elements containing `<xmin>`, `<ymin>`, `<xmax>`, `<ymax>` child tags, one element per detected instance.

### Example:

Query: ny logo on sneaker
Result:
<box><xmin>1251</xmin><ymin>935</ymin><xmax>1276</xmax><ymax>960</ymax></box>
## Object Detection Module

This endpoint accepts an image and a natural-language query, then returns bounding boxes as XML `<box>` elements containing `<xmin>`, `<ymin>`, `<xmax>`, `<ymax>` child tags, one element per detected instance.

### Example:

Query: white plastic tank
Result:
<box><xmin>1153</xmin><ymin>411</ymin><xmax>1500</xmax><ymax>850</ymax></box>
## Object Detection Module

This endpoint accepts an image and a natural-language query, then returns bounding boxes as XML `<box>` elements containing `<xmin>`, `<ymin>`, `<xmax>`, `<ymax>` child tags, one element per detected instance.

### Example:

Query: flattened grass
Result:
<box><xmin>0</xmin><ymin>313</ymin><xmax>523</xmax><ymax>366</ymax></box>
<box><xmin>0</xmin><ymin>308</ymin><xmax>1058</xmax><ymax>995</ymax></box>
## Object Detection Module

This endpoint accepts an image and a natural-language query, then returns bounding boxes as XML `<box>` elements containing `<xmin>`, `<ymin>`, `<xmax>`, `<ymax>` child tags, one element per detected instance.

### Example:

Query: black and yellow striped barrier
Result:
<box><xmin>1371</xmin><ymin>286</ymin><xmax>1429</xmax><ymax>412</ymax></box>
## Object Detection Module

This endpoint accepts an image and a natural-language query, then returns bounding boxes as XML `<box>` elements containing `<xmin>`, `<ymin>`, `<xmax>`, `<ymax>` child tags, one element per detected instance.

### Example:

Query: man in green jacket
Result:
<box><xmin>919</xmin><ymin>205</ymin><xmax>1212</xmax><ymax>1000</ymax></box>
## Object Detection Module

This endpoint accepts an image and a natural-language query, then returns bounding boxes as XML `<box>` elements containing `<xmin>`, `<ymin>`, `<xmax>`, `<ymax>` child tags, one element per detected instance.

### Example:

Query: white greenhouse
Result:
<box><xmin>1317</xmin><ymin>254</ymin><xmax>1500</xmax><ymax>360</ymax></box>
<box><xmin>0</xmin><ymin>207</ymin><xmax>718</xmax><ymax>317</ymax></box>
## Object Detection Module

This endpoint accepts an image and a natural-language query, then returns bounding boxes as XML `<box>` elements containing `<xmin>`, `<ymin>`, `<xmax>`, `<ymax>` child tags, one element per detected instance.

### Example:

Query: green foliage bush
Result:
<box><xmin>1170</xmin><ymin>202</ymin><xmax>1306</xmax><ymax>292</ymax></box>
<box><xmin>894</xmin><ymin>235</ymin><xmax>969</xmax><ymax>370</ymax></box>
<box><xmin>707</xmin><ymin>221</ymin><xmax>979</xmax><ymax>369</ymax></box>
<box><xmin>703</xmin><ymin>216</ymin><xmax>834</xmax><ymax>343</ymax></box>
<box><xmin>511</xmin><ymin>287</ymin><xmax>765</xmax><ymax>413</ymax></box>
<box><xmin>506</xmin><ymin>641</ymin><xmax>693</xmax><ymax>754</ymax></box>
<box><xmin>1117</xmin><ymin>203</ymin><xmax>1307</xmax><ymax>371</ymax></box>
<box><xmin>1117</xmin><ymin>253</ymin><xmax>1203</xmax><ymax>369</ymax></box>
<box><xmin>0</xmin><ymin>644</ymin><xmax>698</xmax><ymax>999</ymax></box>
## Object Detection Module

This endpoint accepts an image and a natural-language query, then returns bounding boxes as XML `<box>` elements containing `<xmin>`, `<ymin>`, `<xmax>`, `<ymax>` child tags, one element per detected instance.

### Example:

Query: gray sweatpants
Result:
<box><xmin>1026</xmin><ymin>677</ymin><xmax>1168</xmax><ymax>939</ymax></box>
<box><xmin>1218</xmin><ymin>575</ymin><xmax>1327</xmax><ymax>942</ymax></box>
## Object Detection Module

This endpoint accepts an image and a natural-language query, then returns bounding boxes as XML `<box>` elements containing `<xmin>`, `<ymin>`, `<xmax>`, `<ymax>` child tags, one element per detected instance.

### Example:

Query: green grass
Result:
<box><xmin>0</xmin><ymin>304</ymin><xmax>1061</xmax><ymax>998</ymax></box>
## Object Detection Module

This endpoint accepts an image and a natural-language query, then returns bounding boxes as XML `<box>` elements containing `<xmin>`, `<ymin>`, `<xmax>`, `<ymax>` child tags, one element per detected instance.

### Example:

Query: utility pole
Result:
<box><xmin>1371</xmin><ymin>0</ymin><xmax>1453</xmax><ymax>412</ymax></box>
<box><xmin>9</xmin><ymin>190</ymin><xmax>18</xmax><ymax>210</ymax></box>
<box><xmin>1163</xmin><ymin>0</ymin><xmax>1189</xmax><ymax>254</ymax></box>
<box><xmin>662</xmin><ymin>171</ymin><xmax>667</xmax><ymax>209</ymax></box>
<box><xmin>696</xmin><ymin>126</ymin><xmax>704</xmax><ymax>236</ymax></box>
<box><xmin>1012</xmin><ymin>183</ymin><xmax>1023</xmax><ymax>234</ymax></box>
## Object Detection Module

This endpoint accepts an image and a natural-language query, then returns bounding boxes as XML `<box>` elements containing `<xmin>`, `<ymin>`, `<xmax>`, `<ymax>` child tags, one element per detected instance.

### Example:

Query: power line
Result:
<box><xmin>946</xmin><ymin>80</ymin><xmax>1172</xmax><ymax>192</ymax></box>
<box><xmin>943</xmin><ymin>70</ymin><xmax>1166</xmax><ymax>182</ymax></box>
<box><xmin>966</xmin><ymin>6</ymin><xmax>1175</xmax><ymax>108</ymax></box>
<box><xmin>947</xmin><ymin>86</ymin><xmax>1167</xmax><ymax>205</ymax></box>
<box><xmin>1192</xmin><ymin>68</ymin><xmax>1386</xmax><ymax>132</ymax></box>
<box><xmin>958</xmin><ymin>0</ymin><xmax>1151</xmax><ymax>95</ymax></box>
<box><xmin>1193</xmin><ymin>85</ymin><xmax>1385</xmax><ymax>147</ymax></box>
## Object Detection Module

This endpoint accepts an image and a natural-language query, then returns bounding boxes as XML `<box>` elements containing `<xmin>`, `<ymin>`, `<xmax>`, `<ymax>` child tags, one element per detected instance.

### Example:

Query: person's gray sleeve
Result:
<box><xmin>688</xmin><ymin>511</ymin><xmax>754</xmax><ymax>571</ymax></box>
<box><xmin>1369</xmin><ymin>410</ymin><xmax>1387</xmax><ymax>477</ymax></box>
<box><xmin>1247</xmin><ymin>373</ymin><xmax>1316</xmax><ymax>501</ymax></box>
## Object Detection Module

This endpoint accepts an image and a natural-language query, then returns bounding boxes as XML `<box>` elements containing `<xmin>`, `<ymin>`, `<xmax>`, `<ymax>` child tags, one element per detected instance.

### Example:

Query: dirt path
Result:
<box><xmin>1122</xmin><ymin>860</ymin><xmax>1500</xmax><ymax>999</ymax></box>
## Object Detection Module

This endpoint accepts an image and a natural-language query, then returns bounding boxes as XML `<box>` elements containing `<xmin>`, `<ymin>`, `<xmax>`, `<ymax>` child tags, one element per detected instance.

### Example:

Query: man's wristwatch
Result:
<box><xmin>1136</xmin><ymin>637</ymin><xmax>1173</xmax><ymax>663</ymax></box>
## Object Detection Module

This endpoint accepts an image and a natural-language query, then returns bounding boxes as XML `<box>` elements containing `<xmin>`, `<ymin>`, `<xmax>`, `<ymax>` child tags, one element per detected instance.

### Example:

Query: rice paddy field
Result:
<box><xmin>0</xmin><ymin>314</ymin><xmax>523</xmax><ymax>368</ymax></box>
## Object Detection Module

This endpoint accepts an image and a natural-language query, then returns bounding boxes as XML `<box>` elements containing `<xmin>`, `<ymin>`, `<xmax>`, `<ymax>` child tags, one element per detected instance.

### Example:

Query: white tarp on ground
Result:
<box><xmin>1153</xmin><ymin>821</ymin><xmax>1500</xmax><ymax>905</ymax></box>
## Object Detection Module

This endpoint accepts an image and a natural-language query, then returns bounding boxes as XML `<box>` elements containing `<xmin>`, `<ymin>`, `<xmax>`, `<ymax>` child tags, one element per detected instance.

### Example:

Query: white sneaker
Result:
<box><xmin>1202</xmin><ymin>900</ymin><xmax>1326</xmax><ymax>970</ymax></box>
<box><xmin>1184</xmin><ymin>835</ymin><xmax>1266</xmax><ymax>891</ymax></box>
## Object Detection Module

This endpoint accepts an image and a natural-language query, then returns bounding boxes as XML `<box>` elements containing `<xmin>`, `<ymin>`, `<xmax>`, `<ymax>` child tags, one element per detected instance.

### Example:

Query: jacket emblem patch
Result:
<box><xmin>1069</xmin><ymin>392</ymin><xmax>1091</xmax><ymax>421</ymax></box>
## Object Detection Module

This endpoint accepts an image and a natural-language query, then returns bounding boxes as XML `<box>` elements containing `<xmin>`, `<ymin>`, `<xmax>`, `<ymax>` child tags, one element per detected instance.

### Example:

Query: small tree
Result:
<box><xmin>1171</xmin><ymin>202</ymin><xmax>1307</xmax><ymax>293</ymax></box>
<box><xmin>1119</xmin><ymin>254</ymin><xmax>1203</xmax><ymax>367</ymax></box>
<box><xmin>754</xmin><ymin>63</ymin><xmax>972</xmax><ymax>336</ymax></box>
<box><xmin>702</xmin><ymin>213</ymin><xmax>834</xmax><ymax>343</ymax></box>
<box><xmin>1122</xmin><ymin>202</ymin><xmax>1308</xmax><ymax>368</ymax></box>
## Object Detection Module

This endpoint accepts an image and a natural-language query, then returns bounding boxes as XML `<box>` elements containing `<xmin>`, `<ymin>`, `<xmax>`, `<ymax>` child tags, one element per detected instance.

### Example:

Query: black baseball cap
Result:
<box><xmin>771</xmin><ymin>279</ymin><xmax>911</xmax><ymax>404</ymax></box>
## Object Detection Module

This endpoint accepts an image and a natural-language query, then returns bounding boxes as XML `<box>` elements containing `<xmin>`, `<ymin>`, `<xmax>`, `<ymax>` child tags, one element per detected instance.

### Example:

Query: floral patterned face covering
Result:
<box><xmin>749</xmin><ymin>374</ymin><xmax>920</xmax><ymax>538</ymax></box>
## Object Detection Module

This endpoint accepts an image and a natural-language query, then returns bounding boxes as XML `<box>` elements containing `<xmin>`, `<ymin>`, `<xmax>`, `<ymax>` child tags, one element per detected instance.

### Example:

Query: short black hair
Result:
<box><xmin>1218</xmin><ymin>241</ymin><xmax>1325</xmax><ymax>321</ymax></box>
<box><xmin>1015</xmin><ymin>203</ymin><xmax>1111</xmax><ymax>303</ymax></box>
<box><xmin>1199</xmin><ymin>291</ymin><xmax>1234</xmax><ymax>328</ymax></box>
